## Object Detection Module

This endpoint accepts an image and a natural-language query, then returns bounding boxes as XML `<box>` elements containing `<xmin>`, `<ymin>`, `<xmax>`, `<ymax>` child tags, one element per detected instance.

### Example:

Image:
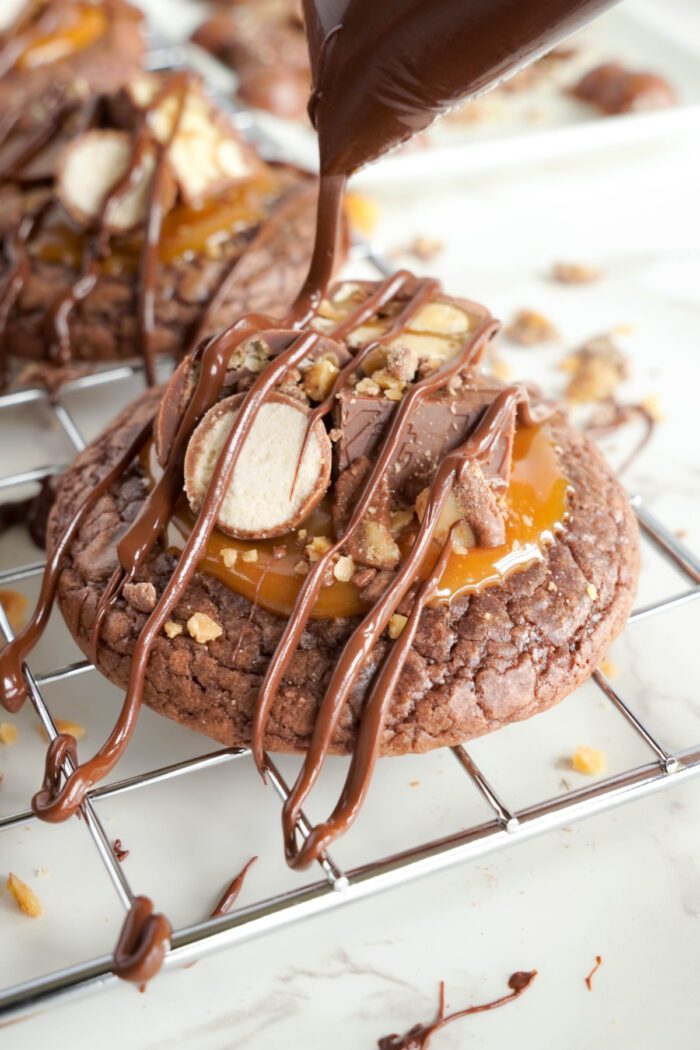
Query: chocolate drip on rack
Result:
<box><xmin>112</xmin><ymin>896</ymin><xmax>172</xmax><ymax>985</ymax></box>
<box><xmin>211</xmin><ymin>856</ymin><xmax>258</xmax><ymax>918</ymax></box>
<box><xmin>377</xmin><ymin>970</ymin><xmax>537</xmax><ymax>1049</ymax></box>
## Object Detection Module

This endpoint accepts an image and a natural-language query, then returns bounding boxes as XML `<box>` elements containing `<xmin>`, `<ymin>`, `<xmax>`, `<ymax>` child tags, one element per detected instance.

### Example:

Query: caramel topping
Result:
<box><xmin>434</xmin><ymin>421</ymin><xmax>569</xmax><ymax>601</ymax></box>
<box><xmin>32</xmin><ymin>172</ymin><xmax>281</xmax><ymax>272</ymax></box>
<box><xmin>146</xmin><ymin>421</ymin><xmax>568</xmax><ymax>621</ymax></box>
<box><xmin>17</xmin><ymin>4</ymin><xmax>107</xmax><ymax>71</ymax></box>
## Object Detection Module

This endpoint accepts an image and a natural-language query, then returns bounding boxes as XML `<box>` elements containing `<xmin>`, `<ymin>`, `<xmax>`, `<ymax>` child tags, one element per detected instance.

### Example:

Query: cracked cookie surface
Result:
<box><xmin>48</xmin><ymin>388</ymin><xmax>639</xmax><ymax>755</ymax></box>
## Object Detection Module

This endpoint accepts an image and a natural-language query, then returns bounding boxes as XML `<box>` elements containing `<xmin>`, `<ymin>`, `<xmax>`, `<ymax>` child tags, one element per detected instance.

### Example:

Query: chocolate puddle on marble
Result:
<box><xmin>1</xmin><ymin>0</ymin><xmax>622</xmax><ymax>988</ymax></box>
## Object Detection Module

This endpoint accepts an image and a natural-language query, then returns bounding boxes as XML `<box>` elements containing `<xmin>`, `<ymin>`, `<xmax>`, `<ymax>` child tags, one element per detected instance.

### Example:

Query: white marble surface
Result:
<box><xmin>2</xmin><ymin>2</ymin><xmax>700</xmax><ymax>1047</ymax></box>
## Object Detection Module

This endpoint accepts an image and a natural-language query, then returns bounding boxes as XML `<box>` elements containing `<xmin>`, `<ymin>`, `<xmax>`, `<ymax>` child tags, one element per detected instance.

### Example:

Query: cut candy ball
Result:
<box><xmin>184</xmin><ymin>392</ymin><xmax>332</xmax><ymax>539</ymax></box>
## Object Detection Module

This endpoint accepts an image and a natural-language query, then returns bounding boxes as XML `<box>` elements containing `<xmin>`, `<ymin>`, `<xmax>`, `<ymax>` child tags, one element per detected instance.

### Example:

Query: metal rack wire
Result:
<box><xmin>1</xmin><ymin>32</ymin><xmax>700</xmax><ymax>1029</ymax></box>
<box><xmin>2</xmin><ymin>255</ymin><xmax>700</xmax><ymax>1022</ymax></box>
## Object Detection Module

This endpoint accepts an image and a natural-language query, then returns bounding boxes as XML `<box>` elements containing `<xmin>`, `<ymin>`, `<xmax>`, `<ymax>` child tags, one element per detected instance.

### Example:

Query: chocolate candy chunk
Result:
<box><xmin>334</xmin><ymin>387</ymin><xmax>515</xmax><ymax>499</ymax></box>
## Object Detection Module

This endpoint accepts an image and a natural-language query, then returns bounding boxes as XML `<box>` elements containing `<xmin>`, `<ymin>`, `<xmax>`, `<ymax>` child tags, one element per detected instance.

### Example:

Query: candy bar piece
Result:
<box><xmin>334</xmin><ymin>387</ymin><xmax>516</xmax><ymax>498</ymax></box>
<box><xmin>184</xmin><ymin>391</ymin><xmax>331</xmax><ymax>540</ymax></box>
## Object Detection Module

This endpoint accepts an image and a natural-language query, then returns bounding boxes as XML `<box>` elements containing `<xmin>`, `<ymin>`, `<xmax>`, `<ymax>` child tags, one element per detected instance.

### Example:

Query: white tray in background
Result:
<box><xmin>146</xmin><ymin>0</ymin><xmax>700</xmax><ymax>187</ymax></box>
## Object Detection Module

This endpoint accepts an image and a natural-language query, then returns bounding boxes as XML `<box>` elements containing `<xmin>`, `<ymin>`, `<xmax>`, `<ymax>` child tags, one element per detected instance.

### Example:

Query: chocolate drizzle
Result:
<box><xmin>211</xmin><ymin>856</ymin><xmax>257</xmax><ymax>918</ymax></box>
<box><xmin>0</xmin><ymin>0</ymin><xmax>618</xmax><ymax>987</ymax></box>
<box><xmin>377</xmin><ymin>970</ymin><xmax>537</xmax><ymax>1049</ymax></box>
<box><xmin>112</xmin><ymin>895</ymin><xmax>172</xmax><ymax>985</ymax></box>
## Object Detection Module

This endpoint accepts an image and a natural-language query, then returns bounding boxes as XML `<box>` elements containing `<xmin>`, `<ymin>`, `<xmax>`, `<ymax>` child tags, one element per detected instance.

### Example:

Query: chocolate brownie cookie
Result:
<box><xmin>46</xmin><ymin>279</ymin><xmax>638</xmax><ymax>758</ymax></box>
<box><xmin>0</xmin><ymin>0</ymin><xmax>144</xmax><ymax>159</ymax></box>
<box><xmin>192</xmin><ymin>0</ymin><xmax>310</xmax><ymax>121</ymax></box>
<box><xmin>0</xmin><ymin>71</ymin><xmax>337</xmax><ymax>385</ymax></box>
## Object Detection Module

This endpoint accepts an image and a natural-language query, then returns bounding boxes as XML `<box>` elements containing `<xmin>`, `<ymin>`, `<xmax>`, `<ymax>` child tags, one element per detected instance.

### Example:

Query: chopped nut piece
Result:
<box><xmin>388</xmin><ymin>613</ymin><xmax>408</xmax><ymax>640</ymax></box>
<box><xmin>305</xmin><ymin>536</ymin><xmax>332</xmax><ymax>562</ymax></box>
<box><xmin>547</xmin><ymin>581</ymin><xmax>558</xmax><ymax>592</ymax></box>
<box><xmin>390</xmin><ymin>509</ymin><xmax>414</xmax><ymax>534</ymax></box>
<box><xmin>220</xmin><ymin>548</ymin><xmax>239</xmax><ymax>569</ymax></box>
<box><xmin>345</xmin><ymin>192</ymin><xmax>380</xmax><ymax>236</ymax></box>
<box><xmin>164</xmin><ymin>620</ymin><xmax>183</xmax><ymax>639</ymax></box>
<box><xmin>294</xmin><ymin>560</ymin><xmax>309</xmax><ymax>576</ymax></box>
<box><xmin>641</xmin><ymin>394</ymin><xmax>664</xmax><ymax>421</ymax></box>
<box><xmin>561</xmin><ymin>335</ymin><xmax>629</xmax><ymax>403</ymax></box>
<box><xmin>0</xmin><ymin>589</ymin><xmax>28</xmax><ymax>633</ymax></box>
<box><xmin>598</xmin><ymin>659</ymin><xmax>618</xmax><ymax>679</ymax></box>
<box><xmin>329</xmin><ymin>428</ymin><xmax>343</xmax><ymax>443</ymax></box>
<box><xmin>362</xmin><ymin>520</ymin><xmax>401</xmax><ymax>569</ymax></box>
<box><xmin>406</xmin><ymin>235</ymin><xmax>443</xmax><ymax>262</ymax></box>
<box><xmin>297</xmin><ymin>529</ymin><xmax>308</xmax><ymax>540</ymax></box>
<box><xmin>571</xmin><ymin>746</ymin><xmax>606</xmax><ymax>775</ymax></box>
<box><xmin>39</xmin><ymin>719</ymin><xmax>86</xmax><ymax>742</ymax></box>
<box><xmin>0</xmin><ymin>723</ymin><xmax>18</xmax><ymax>745</ymax></box>
<box><xmin>57</xmin><ymin>719</ymin><xmax>85</xmax><ymax>740</ymax></box>
<box><xmin>411</xmin><ymin>302</ymin><xmax>469</xmax><ymax>335</ymax></box>
<box><xmin>7</xmin><ymin>873</ymin><xmax>42</xmax><ymax>918</ymax></box>
<box><xmin>384</xmin><ymin>388</ymin><xmax>403</xmax><ymax>402</ymax></box>
<box><xmin>551</xmin><ymin>261</ymin><xmax>602</xmax><ymax>285</ymax></box>
<box><xmin>355</xmin><ymin>377</ymin><xmax>381</xmax><ymax>396</ymax></box>
<box><xmin>241</xmin><ymin>549</ymin><xmax>258</xmax><ymax>563</ymax></box>
<box><xmin>505</xmin><ymin>309</ymin><xmax>558</xmax><ymax>346</ymax></box>
<box><xmin>489</xmin><ymin>355</ymin><xmax>512</xmax><ymax>382</ymax></box>
<box><xmin>123</xmin><ymin>581</ymin><xmax>157</xmax><ymax>613</ymax></box>
<box><xmin>586</xmin><ymin>583</ymin><xmax>598</xmax><ymax>600</ymax></box>
<box><xmin>333</xmin><ymin>555</ymin><xmax>356</xmax><ymax>582</ymax></box>
<box><xmin>303</xmin><ymin>358</ymin><xmax>340</xmax><ymax>402</ymax></box>
<box><xmin>386</xmin><ymin>344</ymin><xmax>419</xmax><ymax>383</ymax></box>
<box><xmin>187</xmin><ymin>613</ymin><xmax>223</xmax><ymax>644</ymax></box>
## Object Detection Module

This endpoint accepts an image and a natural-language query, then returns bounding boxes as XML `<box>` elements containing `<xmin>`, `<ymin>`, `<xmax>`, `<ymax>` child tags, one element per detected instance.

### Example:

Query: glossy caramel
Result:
<box><xmin>17</xmin><ymin>5</ymin><xmax>107</xmax><ymax>70</ymax></box>
<box><xmin>144</xmin><ymin>422</ymin><xmax>569</xmax><ymax>621</ymax></box>
<box><xmin>34</xmin><ymin>172</ymin><xmax>279</xmax><ymax>272</ymax></box>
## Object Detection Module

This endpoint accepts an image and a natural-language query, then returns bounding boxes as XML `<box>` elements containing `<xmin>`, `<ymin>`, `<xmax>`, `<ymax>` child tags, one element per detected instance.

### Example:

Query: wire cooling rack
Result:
<box><xmin>1</xmin><ymin>364</ymin><xmax>700</xmax><ymax>1022</ymax></box>
<box><xmin>2</xmin><ymin>31</ymin><xmax>700</xmax><ymax>1028</ymax></box>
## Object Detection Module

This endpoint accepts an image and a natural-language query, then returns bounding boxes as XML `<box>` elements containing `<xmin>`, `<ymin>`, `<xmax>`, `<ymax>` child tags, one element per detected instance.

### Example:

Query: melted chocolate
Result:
<box><xmin>113</xmin><ymin>895</ymin><xmax>171</xmax><ymax>985</ymax></box>
<box><xmin>377</xmin><ymin>970</ymin><xmax>537</xmax><ymax>1049</ymax></box>
<box><xmin>113</xmin><ymin>838</ymin><xmax>129</xmax><ymax>862</ymax></box>
<box><xmin>211</xmin><ymin>856</ymin><xmax>257</xmax><ymax>917</ymax></box>
<box><xmin>584</xmin><ymin>954</ymin><xmax>602</xmax><ymax>991</ymax></box>
<box><xmin>304</xmin><ymin>0</ymin><xmax>618</xmax><ymax>174</ymax></box>
<box><xmin>583</xmin><ymin>397</ymin><xmax>655</xmax><ymax>476</ymax></box>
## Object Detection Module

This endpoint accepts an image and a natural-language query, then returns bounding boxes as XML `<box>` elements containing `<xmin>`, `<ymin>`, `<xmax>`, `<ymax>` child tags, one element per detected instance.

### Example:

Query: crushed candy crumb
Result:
<box><xmin>333</xmin><ymin>555</ymin><xmax>356</xmax><ymax>582</ymax></box>
<box><xmin>187</xmin><ymin>613</ymin><xmax>223</xmax><ymax>644</ymax></box>
<box><xmin>388</xmin><ymin>614</ymin><xmax>408</xmax><ymax>640</ymax></box>
<box><xmin>571</xmin><ymin>746</ymin><xmax>606</xmax><ymax>775</ymax></box>
<box><xmin>0</xmin><ymin>723</ymin><xmax>18</xmax><ymax>745</ymax></box>
<box><xmin>7</xmin><ymin>873</ymin><xmax>42</xmax><ymax>918</ymax></box>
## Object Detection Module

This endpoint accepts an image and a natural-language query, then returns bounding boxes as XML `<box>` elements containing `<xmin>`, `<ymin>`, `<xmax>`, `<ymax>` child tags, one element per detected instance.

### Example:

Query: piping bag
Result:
<box><xmin>303</xmin><ymin>0</ymin><xmax>619</xmax><ymax>175</ymax></box>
